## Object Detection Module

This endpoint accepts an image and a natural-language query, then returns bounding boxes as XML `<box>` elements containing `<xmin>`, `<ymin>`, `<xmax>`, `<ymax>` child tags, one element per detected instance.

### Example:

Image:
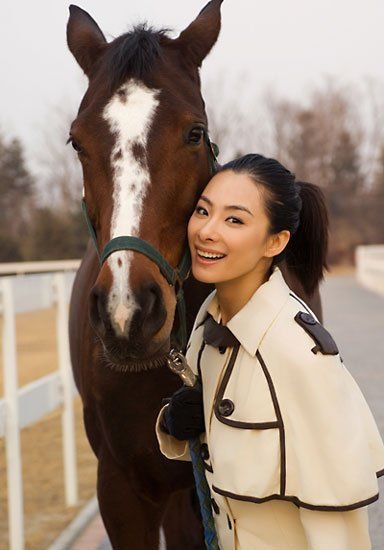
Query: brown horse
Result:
<box><xmin>67</xmin><ymin>2</ymin><xmax>327</xmax><ymax>548</ymax></box>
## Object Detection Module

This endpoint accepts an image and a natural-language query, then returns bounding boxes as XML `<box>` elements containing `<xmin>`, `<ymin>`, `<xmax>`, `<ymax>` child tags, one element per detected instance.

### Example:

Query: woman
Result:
<box><xmin>156</xmin><ymin>154</ymin><xmax>384</xmax><ymax>549</ymax></box>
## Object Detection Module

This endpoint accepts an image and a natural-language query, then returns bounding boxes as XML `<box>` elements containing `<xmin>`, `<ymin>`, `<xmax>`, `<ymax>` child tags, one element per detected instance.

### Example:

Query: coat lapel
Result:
<box><xmin>206</xmin><ymin>267</ymin><xmax>291</xmax><ymax>356</ymax></box>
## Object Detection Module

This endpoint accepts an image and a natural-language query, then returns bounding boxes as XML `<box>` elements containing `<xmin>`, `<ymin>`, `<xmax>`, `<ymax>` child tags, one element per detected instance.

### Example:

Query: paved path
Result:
<box><xmin>71</xmin><ymin>274</ymin><xmax>384</xmax><ymax>549</ymax></box>
<box><xmin>70</xmin><ymin>515</ymin><xmax>109</xmax><ymax>550</ymax></box>
<box><xmin>321</xmin><ymin>275</ymin><xmax>384</xmax><ymax>550</ymax></box>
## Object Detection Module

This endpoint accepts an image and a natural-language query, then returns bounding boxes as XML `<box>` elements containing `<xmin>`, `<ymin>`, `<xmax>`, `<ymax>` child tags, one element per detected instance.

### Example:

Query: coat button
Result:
<box><xmin>200</xmin><ymin>443</ymin><xmax>210</xmax><ymax>461</ymax></box>
<box><xmin>299</xmin><ymin>312</ymin><xmax>316</xmax><ymax>325</ymax></box>
<box><xmin>218</xmin><ymin>399</ymin><xmax>235</xmax><ymax>417</ymax></box>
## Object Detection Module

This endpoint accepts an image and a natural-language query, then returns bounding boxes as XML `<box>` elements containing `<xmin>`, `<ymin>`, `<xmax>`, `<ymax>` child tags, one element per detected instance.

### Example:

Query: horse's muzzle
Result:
<box><xmin>89</xmin><ymin>281</ymin><xmax>168</xmax><ymax>358</ymax></box>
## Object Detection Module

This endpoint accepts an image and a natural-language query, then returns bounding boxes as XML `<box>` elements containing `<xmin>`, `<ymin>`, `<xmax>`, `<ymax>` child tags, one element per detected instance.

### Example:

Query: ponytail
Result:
<box><xmin>285</xmin><ymin>182</ymin><xmax>328</xmax><ymax>296</ymax></box>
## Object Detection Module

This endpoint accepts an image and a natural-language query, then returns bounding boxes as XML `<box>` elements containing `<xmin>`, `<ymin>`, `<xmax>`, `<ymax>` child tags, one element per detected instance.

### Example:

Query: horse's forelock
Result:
<box><xmin>105</xmin><ymin>24</ymin><xmax>172</xmax><ymax>93</ymax></box>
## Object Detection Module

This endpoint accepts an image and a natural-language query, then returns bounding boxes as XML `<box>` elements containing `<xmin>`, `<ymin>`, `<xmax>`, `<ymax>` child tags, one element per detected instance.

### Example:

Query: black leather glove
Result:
<box><xmin>161</xmin><ymin>385</ymin><xmax>205</xmax><ymax>441</ymax></box>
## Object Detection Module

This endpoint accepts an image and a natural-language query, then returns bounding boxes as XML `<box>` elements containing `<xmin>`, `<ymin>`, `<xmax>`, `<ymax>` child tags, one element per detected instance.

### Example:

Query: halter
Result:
<box><xmin>81</xmin><ymin>132</ymin><xmax>219</xmax><ymax>350</ymax></box>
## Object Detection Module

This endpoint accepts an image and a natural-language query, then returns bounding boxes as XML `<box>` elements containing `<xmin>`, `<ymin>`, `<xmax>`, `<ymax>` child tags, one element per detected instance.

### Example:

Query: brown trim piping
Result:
<box><xmin>203</xmin><ymin>462</ymin><xmax>213</xmax><ymax>473</ymax></box>
<box><xmin>216</xmin><ymin>419</ymin><xmax>280</xmax><ymax>430</ymax></box>
<box><xmin>377</xmin><ymin>468</ymin><xmax>384</xmax><ymax>478</ymax></box>
<box><xmin>197</xmin><ymin>340</ymin><xmax>212</xmax><ymax>475</ymax></box>
<box><xmin>256</xmin><ymin>350</ymin><xmax>286</xmax><ymax>496</ymax></box>
<box><xmin>196</xmin><ymin>341</ymin><xmax>206</xmax><ymax>381</ymax></box>
<box><xmin>194</xmin><ymin>313</ymin><xmax>209</xmax><ymax>331</ymax></box>
<box><xmin>186</xmin><ymin>316</ymin><xmax>207</xmax><ymax>352</ymax></box>
<box><xmin>213</xmin><ymin>343</ymin><xmax>239</xmax><ymax>421</ymax></box>
<box><xmin>213</xmin><ymin>344</ymin><xmax>281</xmax><ymax>430</ymax></box>
<box><xmin>212</xmin><ymin>485</ymin><xmax>380</xmax><ymax>512</ymax></box>
<box><xmin>289</xmin><ymin>292</ymin><xmax>311</xmax><ymax>314</ymax></box>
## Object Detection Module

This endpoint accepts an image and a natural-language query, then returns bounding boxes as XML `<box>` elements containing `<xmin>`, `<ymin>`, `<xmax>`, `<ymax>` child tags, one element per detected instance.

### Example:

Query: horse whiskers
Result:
<box><xmin>103</xmin><ymin>355</ymin><xmax>167</xmax><ymax>373</ymax></box>
<box><xmin>93</xmin><ymin>337</ymin><xmax>168</xmax><ymax>373</ymax></box>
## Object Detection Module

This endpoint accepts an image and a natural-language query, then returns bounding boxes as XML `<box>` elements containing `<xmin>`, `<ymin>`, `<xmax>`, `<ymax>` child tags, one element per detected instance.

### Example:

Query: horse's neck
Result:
<box><xmin>182</xmin><ymin>275</ymin><xmax>214</xmax><ymax>337</ymax></box>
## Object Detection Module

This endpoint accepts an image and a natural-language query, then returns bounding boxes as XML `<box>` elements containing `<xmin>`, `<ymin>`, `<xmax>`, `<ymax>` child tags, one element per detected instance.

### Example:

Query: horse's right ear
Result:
<box><xmin>67</xmin><ymin>5</ymin><xmax>107</xmax><ymax>77</ymax></box>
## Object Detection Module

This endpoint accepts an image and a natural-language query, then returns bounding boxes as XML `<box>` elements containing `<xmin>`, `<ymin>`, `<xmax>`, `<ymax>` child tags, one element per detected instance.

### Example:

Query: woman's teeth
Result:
<box><xmin>197</xmin><ymin>250</ymin><xmax>226</xmax><ymax>260</ymax></box>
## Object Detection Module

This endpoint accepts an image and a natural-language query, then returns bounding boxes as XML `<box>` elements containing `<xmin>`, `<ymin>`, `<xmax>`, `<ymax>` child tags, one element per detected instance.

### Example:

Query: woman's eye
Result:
<box><xmin>195</xmin><ymin>206</ymin><xmax>206</xmax><ymax>214</ymax></box>
<box><xmin>187</xmin><ymin>126</ymin><xmax>205</xmax><ymax>144</ymax></box>
<box><xmin>227</xmin><ymin>216</ymin><xmax>243</xmax><ymax>225</ymax></box>
<box><xmin>195</xmin><ymin>206</ymin><xmax>243</xmax><ymax>225</ymax></box>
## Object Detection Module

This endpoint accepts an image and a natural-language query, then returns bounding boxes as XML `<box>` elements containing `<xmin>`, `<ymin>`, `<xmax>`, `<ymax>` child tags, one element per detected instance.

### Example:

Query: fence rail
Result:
<box><xmin>356</xmin><ymin>244</ymin><xmax>384</xmax><ymax>296</ymax></box>
<box><xmin>0</xmin><ymin>260</ymin><xmax>81</xmax><ymax>550</ymax></box>
<box><xmin>0</xmin><ymin>260</ymin><xmax>80</xmax><ymax>276</ymax></box>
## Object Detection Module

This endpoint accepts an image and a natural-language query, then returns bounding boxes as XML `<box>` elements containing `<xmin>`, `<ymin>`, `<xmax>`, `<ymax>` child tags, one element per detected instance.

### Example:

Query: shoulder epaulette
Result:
<box><xmin>294</xmin><ymin>311</ymin><xmax>339</xmax><ymax>356</ymax></box>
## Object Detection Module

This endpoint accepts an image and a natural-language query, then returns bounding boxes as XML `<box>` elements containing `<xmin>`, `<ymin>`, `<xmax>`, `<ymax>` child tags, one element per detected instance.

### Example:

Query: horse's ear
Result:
<box><xmin>67</xmin><ymin>5</ymin><xmax>107</xmax><ymax>77</ymax></box>
<box><xmin>175</xmin><ymin>0</ymin><xmax>223</xmax><ymax>67</ymax></box>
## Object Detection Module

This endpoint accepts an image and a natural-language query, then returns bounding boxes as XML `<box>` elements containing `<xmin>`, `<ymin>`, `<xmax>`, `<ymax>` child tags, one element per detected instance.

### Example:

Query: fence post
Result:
<box><xmin>1</xmin><ymin>277</ymin><xmax>24</xmax><ymax>550</ymax></box>
<box><xmin>53</xmin><ymin>273</ymin><xmax>78</xmax><ymax>507</ymax></box>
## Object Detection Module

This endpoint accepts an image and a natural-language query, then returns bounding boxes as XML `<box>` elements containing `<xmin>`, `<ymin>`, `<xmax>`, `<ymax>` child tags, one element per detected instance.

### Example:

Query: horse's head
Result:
<box><xmin>67</xmin><ymin>1</ymin><xmax>223</xmax><ymax>370</ymax></box>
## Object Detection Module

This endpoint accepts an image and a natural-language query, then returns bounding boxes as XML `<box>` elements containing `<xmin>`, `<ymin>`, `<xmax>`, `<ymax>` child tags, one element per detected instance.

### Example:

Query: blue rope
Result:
<box><xmin>189</xmin><ymin>438</ymin><xmax>219</xmax><ymax>549</ymax></box>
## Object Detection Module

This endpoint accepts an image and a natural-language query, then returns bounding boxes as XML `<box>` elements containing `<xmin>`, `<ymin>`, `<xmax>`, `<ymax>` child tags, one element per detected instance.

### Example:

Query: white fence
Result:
<box><xmin>356</xmin><ymin>244</ymin><xmax>384</xmax><ymax>296</ymax></box>
<box><xmin>0</xmin><ymin>260</ymin><xmax>80</xmax><ymax>550</ymax></box>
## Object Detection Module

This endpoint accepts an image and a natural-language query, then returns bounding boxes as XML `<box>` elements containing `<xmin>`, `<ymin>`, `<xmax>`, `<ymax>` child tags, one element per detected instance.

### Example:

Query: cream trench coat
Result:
<box><xmin>156</xmin><ymin>267</ymin><xmax>384</xmax><ymax>549</ymax></box>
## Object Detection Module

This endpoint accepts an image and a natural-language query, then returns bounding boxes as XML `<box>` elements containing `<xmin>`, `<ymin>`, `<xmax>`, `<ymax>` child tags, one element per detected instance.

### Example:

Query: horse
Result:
<box><xmin>66</xmin><ymin>2</ymin><xmax>327</xmax><ymax>548</ymax></box>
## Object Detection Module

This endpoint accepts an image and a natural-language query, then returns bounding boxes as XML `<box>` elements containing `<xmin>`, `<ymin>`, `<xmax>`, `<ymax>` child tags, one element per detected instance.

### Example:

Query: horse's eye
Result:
<box><xmin>187</xmin><ymin>126</ymin><xmax>205</xmax><ymax>144</ymax></box>
<box><xmin>71</xmin><ymin>139</ymin><xmax>83</xmax><ymax>154</ymax></box>
<box><xmin>67</xmin><ymin>136</ymin><xmax>83</xmax><ymax>154</ymax></box>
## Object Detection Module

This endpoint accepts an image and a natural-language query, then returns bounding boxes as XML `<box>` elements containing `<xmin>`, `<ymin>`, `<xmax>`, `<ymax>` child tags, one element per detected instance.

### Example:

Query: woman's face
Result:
<box><xmin>187</xmin><ymin>170</ymin><xmax>285</xmax><ymax>285</ymax></box>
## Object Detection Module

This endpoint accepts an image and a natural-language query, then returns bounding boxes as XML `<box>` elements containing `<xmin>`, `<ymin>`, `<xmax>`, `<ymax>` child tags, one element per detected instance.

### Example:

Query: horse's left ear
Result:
<box><xmin>67</xmin><ymin>5</ymin><xmax>107</xmax><ymax>77</ymax></box>
<box><xmin>175</xmin><ymin>0</ymin><xmax>224</xmax><ymax>67</ymax></box>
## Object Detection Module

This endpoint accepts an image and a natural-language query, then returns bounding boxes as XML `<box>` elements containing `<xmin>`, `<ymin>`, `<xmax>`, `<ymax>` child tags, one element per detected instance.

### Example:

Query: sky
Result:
<box><xmin>1</xmin><ymin>0</ymin><xmax>384</xmax><ymax>172</ymax></box>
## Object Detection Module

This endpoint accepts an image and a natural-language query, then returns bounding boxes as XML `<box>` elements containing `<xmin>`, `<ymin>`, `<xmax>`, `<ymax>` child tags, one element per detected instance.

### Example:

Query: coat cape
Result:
<box><xmin>158</xmin><ymin>267</ymin><xmax>384</xmax><ymax>511</ymax></box>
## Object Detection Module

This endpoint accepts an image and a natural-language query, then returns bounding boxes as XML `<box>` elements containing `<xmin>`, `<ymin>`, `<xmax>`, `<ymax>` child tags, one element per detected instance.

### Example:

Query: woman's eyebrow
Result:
<box><xmin>200</xmin><ymin>195</ymin><xmax>254</xmax><ymax>216</ymax></box>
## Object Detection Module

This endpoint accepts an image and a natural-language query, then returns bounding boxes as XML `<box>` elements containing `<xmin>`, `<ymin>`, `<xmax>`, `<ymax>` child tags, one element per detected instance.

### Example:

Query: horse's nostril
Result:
<box><xmin>139</xmin><ymin>283</ymin><xmax>157</xmax><ymax>321</ymax></box>
<box><xmin>138</xmin><ymin>282</ymin><xmax>167</xmax><ymax>339</ymax></box>
<box><xmin>89</xmin><ymin>286</ymin><xmax>107</xmax><ymax>337</ymax></box>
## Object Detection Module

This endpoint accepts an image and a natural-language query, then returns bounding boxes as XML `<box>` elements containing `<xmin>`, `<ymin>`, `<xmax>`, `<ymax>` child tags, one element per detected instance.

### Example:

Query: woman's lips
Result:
<box><xmin>194</xmin><ymin>249</ymin><xmax>227</xmax><ymax>266</ymax></box>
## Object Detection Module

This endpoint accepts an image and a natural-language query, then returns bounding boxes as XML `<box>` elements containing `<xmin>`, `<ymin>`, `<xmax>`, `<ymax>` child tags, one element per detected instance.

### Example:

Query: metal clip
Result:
<box><xmin>166</xmin><ymin>349</ymin><xmax>197</xmax><ymax>388</ymax></box>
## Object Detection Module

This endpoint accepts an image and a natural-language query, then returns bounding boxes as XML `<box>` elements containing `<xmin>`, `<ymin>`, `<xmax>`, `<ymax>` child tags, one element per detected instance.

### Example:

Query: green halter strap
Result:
<box><xmin>81</xmin><ymin>134</ymin><xmax>219</xmax><ymax>350</ymax></box>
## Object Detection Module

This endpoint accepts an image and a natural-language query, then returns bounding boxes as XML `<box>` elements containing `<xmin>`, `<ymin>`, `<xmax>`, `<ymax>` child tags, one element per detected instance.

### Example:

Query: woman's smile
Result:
<box><xmin>195</xmin><ymin>246</ymin><xmax>227</xmax><ymax>266</ymax></box>
<box><xmin>187</xmin><ymin>171</ymin><xmax>272</xmax><ymax>286</ymax></box>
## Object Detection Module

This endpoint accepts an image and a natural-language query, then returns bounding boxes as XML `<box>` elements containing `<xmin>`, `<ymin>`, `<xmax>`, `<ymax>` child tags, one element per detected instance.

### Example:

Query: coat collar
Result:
<box><xmin>205</xmin><ymin>266</ymin><xmax>291</xmax><ymax>356</ymax></box>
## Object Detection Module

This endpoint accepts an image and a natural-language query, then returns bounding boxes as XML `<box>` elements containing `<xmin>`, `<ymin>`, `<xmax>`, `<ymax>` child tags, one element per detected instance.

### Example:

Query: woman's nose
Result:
<box><xmin>197</xmin><ymin>219</ymin><xmax>219</xmax><ymax>241</ymax></box>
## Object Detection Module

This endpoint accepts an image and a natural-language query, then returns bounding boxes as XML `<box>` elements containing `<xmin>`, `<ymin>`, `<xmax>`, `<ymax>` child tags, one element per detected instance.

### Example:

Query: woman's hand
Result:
<box><xmin>161</xmin><ymin>385</ymin><xmax>205</xmax><ymax>440</ymax></box>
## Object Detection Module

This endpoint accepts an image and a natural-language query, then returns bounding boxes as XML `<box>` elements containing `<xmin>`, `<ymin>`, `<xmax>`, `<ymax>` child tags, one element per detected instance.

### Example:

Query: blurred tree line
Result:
<box><xmin>0</xmin><ymin>117</ymin><xmax>88</xmax><ymax>262</ymax></box>
<box><xmin>206</xmin><ymin>79</ymin><xmax>384</xmax><ymax>264</ymax></box>
<box><xmin>1</xmin><ymin>78</ymin><xmax>384</xmax><ymax>264</ymax></box>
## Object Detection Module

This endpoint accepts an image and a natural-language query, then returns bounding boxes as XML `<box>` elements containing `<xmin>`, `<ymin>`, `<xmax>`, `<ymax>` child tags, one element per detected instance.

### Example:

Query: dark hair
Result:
<box><xmin>219</xmin><ymin>154</ymin><xmax>328</xmax><ymax>296</ymax></box>
<box><xmin>106</xmin><ymin>24</ymin><xmax>171</xmax><ymax>93</ymax></box>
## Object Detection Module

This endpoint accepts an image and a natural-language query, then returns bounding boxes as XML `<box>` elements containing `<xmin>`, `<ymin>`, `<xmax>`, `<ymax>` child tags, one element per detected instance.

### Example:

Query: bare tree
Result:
<box><xmin>33</xmin><ymin>102</ymin><xmax>82</xmax><ymax>213</ymax></box>
<box><xmin>0</xmin><ymin>130</ymin><xmax>36</xmax><ymax>260</ymax></box>
<box><xmin>263</xmin><ymin>81</ymin><xmax>370</xmax><ymax>262</ymax></box>
<box><xmin>203</xmin><ymin>72</ymin><xmax>268</xmax><ymax>162</ymax></box>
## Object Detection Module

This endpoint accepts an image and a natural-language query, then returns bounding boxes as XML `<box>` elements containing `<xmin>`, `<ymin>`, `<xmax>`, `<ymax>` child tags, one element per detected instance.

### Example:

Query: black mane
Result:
<box><xmin>106</xmin><ymin>23</ymin><xmax>171</xmax><ymax>92</ymax></box>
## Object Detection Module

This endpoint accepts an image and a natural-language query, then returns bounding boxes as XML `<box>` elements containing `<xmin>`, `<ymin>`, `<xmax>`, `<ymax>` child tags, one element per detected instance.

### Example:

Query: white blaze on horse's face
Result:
<box><xmin>103</xmin><ymin>78</ymin><xmax>160</xmax><ymax>335</ymax></box>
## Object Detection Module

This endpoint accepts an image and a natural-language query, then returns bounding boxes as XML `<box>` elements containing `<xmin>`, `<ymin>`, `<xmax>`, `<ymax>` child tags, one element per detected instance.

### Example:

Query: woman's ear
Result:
<box><xmin>265</xmin><ymin>230</ymin><xmax>290</xmax><ymax>258</ymax></box>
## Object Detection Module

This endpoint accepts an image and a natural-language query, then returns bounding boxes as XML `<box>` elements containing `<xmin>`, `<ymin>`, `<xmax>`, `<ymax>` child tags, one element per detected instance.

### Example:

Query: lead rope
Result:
<box><xmin>166</xmin><ymin>349</ymin><xmax>219</xmax><ymax>549</ymax></box>
<box><xmin>189</xmin><ymin>343</ymin><xmax>219</xmax><ymax>548</ymax></box>
<box><xmin>189</xmin><ymin>436</ymin><xmax>219</xmax><ymax>549</ymax></box>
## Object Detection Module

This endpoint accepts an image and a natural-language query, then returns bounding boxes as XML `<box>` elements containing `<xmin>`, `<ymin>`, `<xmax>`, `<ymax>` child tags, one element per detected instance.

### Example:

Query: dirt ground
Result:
<box><xmin>0</xmin><ymin>307</ymin><xmax>98</xmax><ymax>550</ymax></box>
